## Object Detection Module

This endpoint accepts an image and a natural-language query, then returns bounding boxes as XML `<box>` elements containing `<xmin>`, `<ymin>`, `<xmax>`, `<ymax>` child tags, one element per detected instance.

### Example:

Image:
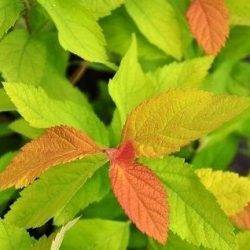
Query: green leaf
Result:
<box><xmin>0</xmin><ymin>0</ymin><xmax>23</xmax><ymax>39</ymax></box>
<box><xmin>4</xmin><ymin>82</ymin><xmax>108</xmax><ymax>145</ymax></box>
<box><xmin>60</xmin><ymin>219</ymin><xmax>130</xmax><ymax>250</ymax></box>
<box><xmin>9</xmin><ymin>119</ymin><xmax>44</xmax><ymax>139</ymax></box>
<box><xmin>37</xmin><ymin>0</ymin><xmax>114</xmax><ymax>67</ymax></box>
<box><xmin>0</xmin><ymin>30</ymin><xmax>47</xmax><ymax>84</ymax></box>
<box><xmin>51</xmin><ymin>218</ymin><xmax>79</xmax><ymax>250</ymax></box>
<box><xmin>192</xmin><ymin>135</ymin><xmax>239</xmax><ymax>170</ymax></box>
<box><xmin>109</xmin><ymin>37</ymin><xmax>154</xmax><ymax>124</ymax></box>
<box><xmin>0</xmin><ymin>88</ymin><xmax>15</xmax><ymax>112</ymax></box>
<box><xmin>147</xmin><ymin>56</ymin><xmax>214</xmax><ymax>93</ymax></box>
<box><xmin>226</xmin><ymin>0</ymin><xmax>250</xmax><ymax>26</ymax></box>
<box><xmin>0</xmin><ymin>219</ymin><xmax>33</xmax><ymax>250</ymax></box>
<box><xmin>0</xmin><ymin>153</ymin><xmax>16</xmax><ymax>213</ymax></box>
<box><xmin>32</xmin><ymin>236</ymin><xmax>54</xmax><ymax>250</ymax></box>
<box><xmin>143</xmin><ymin>157</ymin><xmax>236</xmax><ymax>250</ymax></box>
<box><xmin>82</xmin><ymin>0</ymin><xmax>125</xmax><ymax>19</ymax></box>
<box><xmin>196</xmin><ymin>168</ymin><xmax>250</xmax><ymax>215</ymax></box>
<box><xmin>54</xmin><ymin>166</ymin><xmax>110</xmax><ymax>226</ymax></box>
<box><xmin>84</xmin><ymin>191</ymin><xmax>123</xmax><ymax>220</ymax></box>
<box><xmin>148</xmin><ymin>232</ymin><xmax>199</xmax><ymax>250</ymax></box>
<box><xmin>236</xmin><ymin>232</ymin><xmax>250</xmax><ymax>250</ymax></box>
<box><xmin>125</xmin><ymin>0</ymin><xmax>182</xmax><ymax>59</ymax></box>
<box><xmin>5</xmin><ymin>154</ymin><xmax>107</xmax><ymax>228</ymax></box>
<box><xmin>100</xmin><ymin>7</ymin><xmax>168</xmax><ymax>61</ymax></box>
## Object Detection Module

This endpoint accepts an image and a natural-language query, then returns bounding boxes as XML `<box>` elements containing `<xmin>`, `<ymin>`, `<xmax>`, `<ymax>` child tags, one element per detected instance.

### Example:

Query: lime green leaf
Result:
<box><xmin>54</xmin><ymin>166</ymin><xmax>109</xmax><ymax>225</ymax></box>
<box><xmin>9</xmin><ymin>119</ymin><xmax>44</xmax><ymax>139</ymax></box>
<box><xmin>196</xmin><ymin>169</ymin><xmax>250</xmax><ymax>215</ymax></box>
<box><xmin>82</xmin><ymin>0</ymin><xmax>125</xmax><ymax>19</ymax></box>
<box><xmin>51</xmin><ymin>218</ymin><xmax>79</xmax><ymax>250</ymax></box>
<box><xmin>0</xmin><ymin>88</ymin><xmax>15</xmax><ymax>112</ymax></box>
<box><xmin>147</xmin><ymin>56</ymin><xmax>214</xmax><ymax>92</ymax></box>
<box><xmin>0</xmin><ymin>0</ymin><xmax>23</xmax><ymax>39</ymax></box>
<box><xmin>109</xmin><ymin>37</ymin><xmax>153</xmax><ymax>124</ymax></box>
<box><xmin>148</xmin><ymin>232</ymin><xmax>198</xmax><ymax>250</ymax></box>
<box><xmin>192</xmin><ymin>135</ymin><xmax>239</xmax><ymax>170</ymax></box>
<box><xmin>226</xmin><ymin>0</ymin><xmax>250</xmax><ymax>26</ymax></box>
<box><xmin>0</xmin><ymin>219</ymin><xmax>33</xmax><ymax>250</ymax></box>
<box><xmin>4</xmin><ymin>82</ymin><xmax>108</xmax><ymax>145</ymax></box>
<box><xmin>125</xmin><ymin>0</ymin><xmax>182</xmax><ymax>59</ymax></box>
<box><xmin>84</xmin><ymin>191</ymin><xmax>123</xmax><ymax>220</ymax></box>
<box><xmin>5</xmin><ymin>155</ymin><xmax>107</xmax><ymax>228</ymax></box>
<box><xmin>237</xmin><ymin>232</ymin><xmax>250</xmax><ymax>250</ymax></box>
<box><xmin>143</xmin><ymin>157</ymin><xmax>236</xmax><ymax>250</ymax></box>
<box><xmin>60</xmin><ymin>219</ymin><xmax>130</xmax><ymax>250</ymax></box>
<box><xmin>100</xmin><ymin>7</ymin><xmax>167</xmax><ymax>61</ymax></box>
<box><xmin>37</xmin><ymin>0</ymin><xmax>113</xmax><ymax>67</ymax></box>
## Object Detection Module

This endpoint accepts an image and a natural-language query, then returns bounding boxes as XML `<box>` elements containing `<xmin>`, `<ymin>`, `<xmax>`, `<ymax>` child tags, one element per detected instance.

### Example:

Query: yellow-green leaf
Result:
<box><xmin>122</xmin><ymin>89</ymin><xmax>249</xmax><ymax>157</ymax></box>
<box><xmin>196</xmin><ymin>169</ymin><xmax>250</xmax><ymax>215</ymax></box>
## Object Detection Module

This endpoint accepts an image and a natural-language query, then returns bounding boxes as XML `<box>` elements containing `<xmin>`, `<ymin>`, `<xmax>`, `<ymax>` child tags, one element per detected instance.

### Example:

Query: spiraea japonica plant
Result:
<box><xmin>0</xmin><ymin>0</ymin><xmax>250</xmax><ymax>249</ymax></box>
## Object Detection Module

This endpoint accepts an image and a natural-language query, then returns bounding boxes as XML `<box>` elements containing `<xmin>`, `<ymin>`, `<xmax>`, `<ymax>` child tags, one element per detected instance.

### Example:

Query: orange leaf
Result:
<box><xmin>0</xmin><ymin>126</ymin><xmax>103</xmax><ymax>189</ymax></box>
<box><xmin>186</xmin><ymin>0</ymin><xmax>229</xmax><ymax>55</ymax></box>
<box><xmin>230</xmin><ymin>202</ymin><xmax>250</xmax><ymax>230</ymax></box>
<box><xmin>107</xmin><ymin>141</ymin><xmax>169</xmax><ymax>244</ymax></box>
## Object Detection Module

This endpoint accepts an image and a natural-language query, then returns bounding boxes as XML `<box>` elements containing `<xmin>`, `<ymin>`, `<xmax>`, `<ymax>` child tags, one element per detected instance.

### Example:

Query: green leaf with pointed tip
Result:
<box><xmin>125</xmin><ymin>0</ymin><xmax>182</xmax><ymax>59</ymax></box>
<box><xmin>60</xmin><ymin>219</ymin><xmax>130</xmax><ymax>250</ymax></box>
<box><xmin>0</xmin><ymin>0</ymin><xmax>23</xmax><ymax>39</ymax></box>
<box><xmin>109</xmin><ymin>37</ymin><xmax>154</xmax><ymax>124</ymax></box>
<box><xmin>4</xmin><ymin>82</ymin><xmax>108</xmax><ymax>145</ymax></box>
<box><xmin>0</xmin><ymin>219</ymin><xmax>33</xmax><ymax>250</ymax></box>
<box><xmin>226</xmin><ymin>0</ymin><xmax>250</xmax><ymax>26</ymax></box>
<box><xmin>37</xmin><ymin>0</ymin><xmax>114</xmax><ymax>68</ymax></box>
<box><xmin>0</xmin><ymin>88</ymin><xmax>15</xmax><ymax>112</ymax></box>
<box><xmin>147</xmin><ymin>56</ymin><xmax>214</xmax><ymax>93</ymax></box>
<box><xmin>5</xmin><ymin>154</ymin><xmax>108</xmax><ymax>228</ymax></box>
<box><xmin>82</xmin><ymin>0</ymin><xmax>125</xmax><ymax>19</ymax></box>
<box><xmin>54</xmin><ymin>166</ymin><xmax>110</xmax><ymax>226</ymax></box>
<box><xmin>142</xmin><ymin>156</ymin><xmax>236</xmax><ymax>250</ymax></box>
<box><xmin>9</xmin><ymin>119</ymin><xmax>44</xmax><ymax>139</ymax></box>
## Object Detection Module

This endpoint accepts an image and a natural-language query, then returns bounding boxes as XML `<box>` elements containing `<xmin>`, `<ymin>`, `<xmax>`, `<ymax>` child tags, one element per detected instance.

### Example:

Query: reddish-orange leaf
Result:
<box><xmin>107</xmin><ymin>141</ymin><xmax>169</xmax><ymax>244</ymax></box>
<box><xmin>0</xmin><ymin>126</ymin><xmax>103</xmax><ymax>189</ymax></box>
<box><xmin>230</xmin><ymin>202</ymin><xmax>250</xmax><ymax>230</ymax></box>
<box><xmin>186</xmin><ymin>0</ymin><xmax>229</xmax><ymax>55</ymax></box>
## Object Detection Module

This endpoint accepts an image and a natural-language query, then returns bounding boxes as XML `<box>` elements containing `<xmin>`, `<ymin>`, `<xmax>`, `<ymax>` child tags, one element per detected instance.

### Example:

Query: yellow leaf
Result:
<box><xmin>122</xmin><ymin>89</ymin><xmax>249</xmax><ymax>157</ymax></box>
<box><xmin>196</xmin><ymin>169</ymin><xmax>250</xmax><ymax>215</ymax></box>
<box><xmin>0</xmin><ymin>126</ymin><xmax>103</xmax><ymax>189</ymax></box>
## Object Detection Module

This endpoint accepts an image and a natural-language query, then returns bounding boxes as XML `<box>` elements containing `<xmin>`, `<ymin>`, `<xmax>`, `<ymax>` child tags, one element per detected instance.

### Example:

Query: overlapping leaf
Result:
<box><xmin>125</xmin><ymin>0</ymin><xmax>182</xmax><ymax>59</ymax></box>
<box><xmin>186</xmin><ymin>0</ymin><xmax>229</xmax><ymax>55</ymax></box>
<box><xmin>196</xmin><ymin>169</ymin><xmax>250</xmax><ymax>215</ymax></box>
<box><xmin>107</xmin><ymin>142</ymin><xmax>168</xmax><ymax>244</ymax></box>
<box><xmin>122</xmin><ymin>89</ymin><xmax>249</xmax><ymax>157</ymax></box>
<box><xmin>0</xmin><ymin>126</ymin><xmax>103</xmax><ymax>189</ymax></box>
<box><xmin>143</xmin><ymin>156</ymin><xmax>236</xmax><ymax>250</ymax></box>
<box><xmin>37</xmin><ymin>0</ymin><xmax>113</xmax><ymax>67</ymax></box>
<box><xmin>4</xmin><ymin>155</ymin><xmax>107</xmax><ymax>228</ymax></box>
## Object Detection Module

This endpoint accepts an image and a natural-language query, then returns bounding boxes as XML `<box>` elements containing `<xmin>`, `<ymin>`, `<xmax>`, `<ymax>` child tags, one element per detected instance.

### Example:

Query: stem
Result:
<box><xmin>70</xmin><ymin>61</ymin><xmax>89</xmax><ymax>85</ymax></box>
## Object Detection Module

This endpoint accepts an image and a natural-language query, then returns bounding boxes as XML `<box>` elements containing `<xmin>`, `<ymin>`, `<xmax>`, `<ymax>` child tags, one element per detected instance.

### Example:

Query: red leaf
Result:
<box><xmin>107</xmin><ymin>142</ymin><xmax>169</xmax><ymax>244</ymax></box>
<box><xmin>186</xmin><ymin>0</ymin><xmax>229</xmax><ymax>55</ymax></box>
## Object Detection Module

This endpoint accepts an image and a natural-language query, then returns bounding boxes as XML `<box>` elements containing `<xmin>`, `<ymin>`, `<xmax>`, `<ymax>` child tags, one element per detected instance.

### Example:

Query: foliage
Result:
<box><xmin>0</xmin><ymin>0</ymin><xmax>249</xmax><ymax>249</ymax></box>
